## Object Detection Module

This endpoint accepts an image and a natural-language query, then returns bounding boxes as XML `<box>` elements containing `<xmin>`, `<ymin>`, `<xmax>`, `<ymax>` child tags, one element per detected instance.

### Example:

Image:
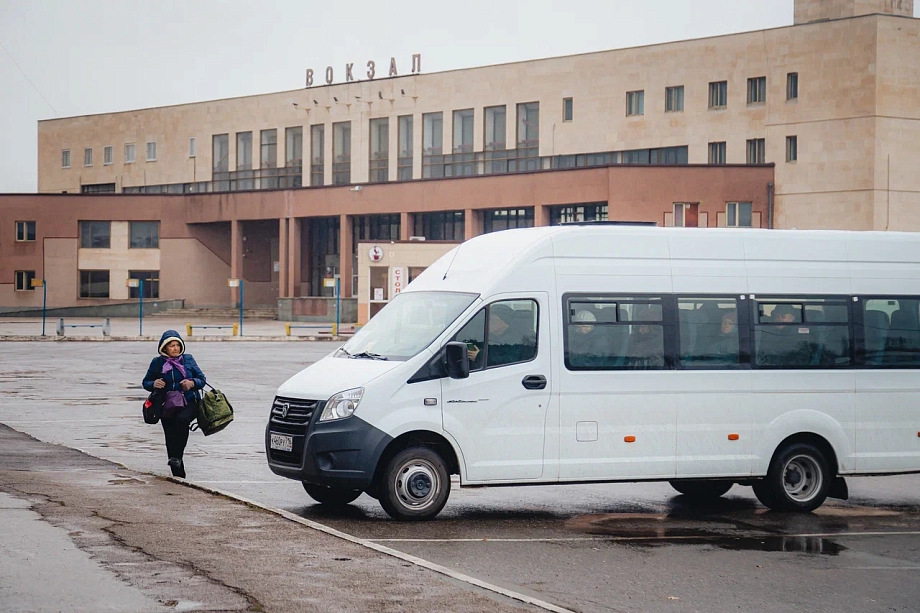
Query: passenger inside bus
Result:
<box><xmin>627</xmin><ymin>305</ymin><xmax>665</xmax><ymax>369</ymax></box>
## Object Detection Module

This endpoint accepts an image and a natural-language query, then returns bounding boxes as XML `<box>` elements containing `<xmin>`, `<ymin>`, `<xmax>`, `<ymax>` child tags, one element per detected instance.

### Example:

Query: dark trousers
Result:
<box><xmin>161</xmin><ymin>417</ymin><xmax>190</xmax><ymax>460</ymax></box>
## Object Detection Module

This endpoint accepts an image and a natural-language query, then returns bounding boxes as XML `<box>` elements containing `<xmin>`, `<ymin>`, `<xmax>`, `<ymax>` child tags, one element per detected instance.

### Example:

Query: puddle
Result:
<box><xmin>619</xmin><ymin>535</ymin><xmax>845</xmax><ymax>555</ymax></box>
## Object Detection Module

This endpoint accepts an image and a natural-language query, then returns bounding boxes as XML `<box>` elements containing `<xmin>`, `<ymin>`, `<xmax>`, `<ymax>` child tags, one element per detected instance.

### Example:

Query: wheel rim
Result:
<box><xmin>393</xmin><ymin>458</ymin><xmax>440</xmax><ymax>511</ymax></box>
<box><xmin>782</xmin><ymin>454</ymin><xmax>823</xmax><ymax>503</ymax></box>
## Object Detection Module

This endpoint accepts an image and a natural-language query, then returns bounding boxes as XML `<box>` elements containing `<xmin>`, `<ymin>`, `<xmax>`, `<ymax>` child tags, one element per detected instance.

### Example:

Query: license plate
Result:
<box><xmin>270</xmin><ymin>433</ymin><xmax>293</xmax><ymax>452</ymax></box>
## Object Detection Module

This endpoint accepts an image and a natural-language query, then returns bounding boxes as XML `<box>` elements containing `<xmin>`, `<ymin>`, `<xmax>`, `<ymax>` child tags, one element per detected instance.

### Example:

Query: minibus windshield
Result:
<box><xmin>337</xmin><ymin>291</ymin><xmax>478</xmax><ymax>361</ymax></box>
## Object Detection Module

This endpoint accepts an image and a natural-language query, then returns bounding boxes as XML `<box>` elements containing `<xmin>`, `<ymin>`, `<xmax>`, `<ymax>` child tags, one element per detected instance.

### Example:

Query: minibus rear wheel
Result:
<box><xmin>669</xmin><ymin>480</ymin><xmax>733</xmax><ymax>500</ymax></box>
<box><xmin>753</xmin><ymin>442</ymin><xmax>831</xmax><ymax>512</ymax></box>
<box><xmin>302</xmin><ymin>482</ymin><xmax>362</xmax><ymax>506</ymax></box>
<box><xmin>378</xmin><ymin>446</ymin><xmax>450</xmax><ymax>521</ymax></box>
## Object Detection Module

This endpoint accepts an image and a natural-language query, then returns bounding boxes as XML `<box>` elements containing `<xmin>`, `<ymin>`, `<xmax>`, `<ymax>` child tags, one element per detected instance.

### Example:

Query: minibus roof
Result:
<box><xmin>404</xmin><ymin>226</ymin><xmax>920</xmax><ymax>298</ymax></box>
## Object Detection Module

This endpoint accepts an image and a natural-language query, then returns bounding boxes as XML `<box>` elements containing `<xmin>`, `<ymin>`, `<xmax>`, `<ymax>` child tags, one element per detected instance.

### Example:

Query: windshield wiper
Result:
<box><xmin>336</xmin><ymin>347</ymin><xmax>352</xmax><ymax>358</ymax></box>
<box><xmin>349</xmin><ymin>351</ymin><xmax>388</xmax><ymax>361</ymax></box>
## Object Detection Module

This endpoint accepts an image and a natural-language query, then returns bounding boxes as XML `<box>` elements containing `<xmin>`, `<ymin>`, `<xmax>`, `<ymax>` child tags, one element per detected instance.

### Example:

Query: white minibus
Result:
<box><xmin>266</xmin><ymin>225</ymin><xmax>920</xmax><ymax>520</ymax></box>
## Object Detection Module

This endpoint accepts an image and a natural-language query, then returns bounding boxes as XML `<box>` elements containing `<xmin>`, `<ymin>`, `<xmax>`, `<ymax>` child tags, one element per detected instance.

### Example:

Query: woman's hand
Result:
<box><xmin>179</xmin><ymin>379</ymin><xmax>195</xmax><ymax>392</ymax></box>
<box><xmin>153</xmin><ymin>379</ymin><xmax>166</xmax><ymax>389</ymax></box>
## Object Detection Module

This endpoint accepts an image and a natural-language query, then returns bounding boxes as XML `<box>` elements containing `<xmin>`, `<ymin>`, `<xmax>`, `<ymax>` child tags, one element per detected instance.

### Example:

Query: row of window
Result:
<box><xmin>707</xmin><ymin>137</ymin><xmax>797</xmax><ymax>164</ymax></box>
<box><xmin>622</xmin><ymin>74</ymin><xmax>798</xmax><ymax>118</ymax></box>
<box><xmin>10</xmin><ymin>221</ymin><xmax>158</xmax><ymax>247</ymax></box>
<box><xmin>63</xmin><ymin>142</ymin><xmax>160</xmax><ymax>169</ymax></box>
<box><xmin>14</xmin><ymin>270</ymin><xmax>159</xmax><ymax>298</ymax></box>
<box><xmin>563</xmin><ymin>294</ymin><xmax>920</xmax><ymax>370</ymax></box>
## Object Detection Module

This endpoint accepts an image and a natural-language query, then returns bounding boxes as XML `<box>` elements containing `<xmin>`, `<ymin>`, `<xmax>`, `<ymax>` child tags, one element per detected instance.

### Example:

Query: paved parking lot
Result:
<box><xmin>2</xmin><ymin>340</ymin><xmax>920</xmax><ymax>612</ymax></box>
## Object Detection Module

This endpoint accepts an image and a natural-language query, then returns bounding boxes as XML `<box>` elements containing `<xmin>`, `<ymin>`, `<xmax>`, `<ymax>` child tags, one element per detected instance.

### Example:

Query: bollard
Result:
<box><xmin>285</xmin><ymin>323</ymin><xmax>292</xmax><ymax>336</ymax></box>
<box><xmin>232</xmin><ymin>323</ymin><xmax>239</xmax><ymax>336</ymax></box>
<box><xmin>56</xmin><ymin>318</ymin><xmax>65</xmax><ymax>336</ymax></box>
<box><xmin>102</xmin><ymin>318</ymin><xmax>111</xmax><ymax>337</ymax></box>
<box><xmin>186</xmin><ymin>323</ymin><xmax>193</xmax><ymax>337</ymax></box>
<box><xmin>331</xmin><ymin>323</ymin><xmax>338</xmax><ymax>335</ymax></box>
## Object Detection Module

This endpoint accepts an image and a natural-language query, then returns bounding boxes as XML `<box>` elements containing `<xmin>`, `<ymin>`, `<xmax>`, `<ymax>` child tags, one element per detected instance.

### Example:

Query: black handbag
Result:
<box><xmin>143</xmin><ymin>391</ymin><xmax>164</xmax><ymax>425</ymax></box>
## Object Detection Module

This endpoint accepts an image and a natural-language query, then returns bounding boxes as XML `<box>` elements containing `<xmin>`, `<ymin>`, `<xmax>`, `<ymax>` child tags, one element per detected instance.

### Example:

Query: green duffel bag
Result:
<box><xmin>195</xmin><ymin>383</ymin><xmax>234</xmax><ymax>436</ymax></box>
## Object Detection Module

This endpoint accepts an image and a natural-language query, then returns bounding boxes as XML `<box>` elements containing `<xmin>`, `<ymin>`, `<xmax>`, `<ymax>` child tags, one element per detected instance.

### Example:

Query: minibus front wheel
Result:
<box><xmin>378</xmin><ymin>447</ymin><xmax>450</xmax><ymax>521</ymax></box>
<box><xmin>302</xmin><ymin>482</ymin><xmax>362</xmax><ymax>506</ymax></box>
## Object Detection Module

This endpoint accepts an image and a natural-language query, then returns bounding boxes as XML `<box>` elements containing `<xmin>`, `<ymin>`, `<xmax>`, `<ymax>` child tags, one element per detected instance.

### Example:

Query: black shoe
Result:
<box><xmin>167</xmin><ymin>457</ymin><xmax>186</xmax><ymax>478</ymax></box>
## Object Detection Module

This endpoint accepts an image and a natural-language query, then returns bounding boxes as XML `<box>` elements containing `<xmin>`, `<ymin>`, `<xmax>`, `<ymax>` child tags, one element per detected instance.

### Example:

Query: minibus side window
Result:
<box><xmin>677</xmin><ymin>297</ymin><xmax>740</xmax><ymax>367</ymax></box>
<box><xmin>754</xmin><ymin>298</ymin><xmax>851</xmax><ymax>368</ymax></box>
<box><xmin>861</xmin><ymin>297</ymin><xmax>920</xmax><ymax>367</ymax></box>
<box><xmin>485</xmin><ymin>300</ymin><xmax>538</xmax><ymax>368</ymax></box>
<box><xmin>564</xmin><ymin>296</ymin><xmax>668</xmax><ymax>370</ymax></box>
<box><xmin>453</xmin><ymin>310</ymin><xmax>486</xmax><ymax>372</ymax></box>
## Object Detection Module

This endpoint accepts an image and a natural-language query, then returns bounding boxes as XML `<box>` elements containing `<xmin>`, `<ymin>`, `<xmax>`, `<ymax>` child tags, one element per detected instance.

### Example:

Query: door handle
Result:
<box><xmin>522</xmin><ymin>375</ymin><xmax>547</xmax><ymax>390</ymax></box>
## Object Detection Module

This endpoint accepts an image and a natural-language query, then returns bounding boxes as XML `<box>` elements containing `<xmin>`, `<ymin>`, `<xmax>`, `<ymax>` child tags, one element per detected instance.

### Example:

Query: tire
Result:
<box><xmin>302</xmin><ymin>482</ymin><xmax>362</xmax><ymax>506</ymax></box>
<box><xmin>753</xmin><ymin>442</ymin><xmax>831</xmax><ymax>512</ymax></box>
<box><xmin>378</xmin><ymin>446</ymin><xmax>451</xmax><ymax>521</ymax></box>
<box><xmin>669</xmin><ymin>479</ymin><xmax>733</xmax><ymax>500</ymax></box>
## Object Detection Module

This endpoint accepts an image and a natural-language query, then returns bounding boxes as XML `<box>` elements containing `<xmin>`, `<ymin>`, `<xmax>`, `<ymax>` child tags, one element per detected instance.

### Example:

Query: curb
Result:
<box><xmin>0</xmin><ymin>335</ymin><xmax>350</xmax><ymax>342</ymax></box>
<box><xmin>172</xmin><ymin>478</ymin><xmax>575</xmax><ymax>613</ymax></box>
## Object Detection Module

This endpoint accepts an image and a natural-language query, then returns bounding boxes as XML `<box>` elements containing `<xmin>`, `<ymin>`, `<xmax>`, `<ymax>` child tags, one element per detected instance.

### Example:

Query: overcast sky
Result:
<box><xmin>1</xmin><ymin>0</ymin><xmax>898</xmax><ymax>193</ymax></box>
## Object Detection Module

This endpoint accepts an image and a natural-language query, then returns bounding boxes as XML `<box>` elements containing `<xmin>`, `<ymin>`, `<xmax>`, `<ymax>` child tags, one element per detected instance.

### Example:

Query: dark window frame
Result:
<box><xmin>15</xmin><ymin>221</ymin><xmax>36</xmax><ymax>242</ymax></box>
<box><xmin>79</xmin><ymin>221</ymin><xmax>111</xmax><ymax>249</ymax></box>
<box><xmin>79</xmin><ymin>270</ymin><xmax>110</xmax><ymax>298</ymax></box>
<box><xmin>15</xmin><ymin>270</ymin><xmax>35</xmax><ymax>291</ymax></box>
<box><xmin>129</xmin><ymin>221</ymin><xmax>160</xmax><ymax>249</ymax></box>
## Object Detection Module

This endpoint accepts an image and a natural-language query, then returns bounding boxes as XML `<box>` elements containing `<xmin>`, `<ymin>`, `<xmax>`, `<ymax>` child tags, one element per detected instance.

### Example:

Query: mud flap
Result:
<box><xmin>828</xmin><ymin>476</ymin><xmax>849</xmax><ymax>500</ymax></box>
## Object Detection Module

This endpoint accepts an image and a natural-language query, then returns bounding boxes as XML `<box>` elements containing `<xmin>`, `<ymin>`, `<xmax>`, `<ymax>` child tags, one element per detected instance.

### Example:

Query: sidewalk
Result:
<box><xmin>0</xmin><ymin>316</ymin><xmax>355</xmax><ymax>341</ymax></box>
<box><xmin>0</xmin><ymin>424</ymin><xmax>536</xmax><ymax>613</ymax></box>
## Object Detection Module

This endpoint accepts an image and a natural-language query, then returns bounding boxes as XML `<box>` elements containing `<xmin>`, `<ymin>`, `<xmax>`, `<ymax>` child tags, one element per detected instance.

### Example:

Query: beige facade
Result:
<box><xmin>34</xmin><ymin>0</ymin><xmax>920</xmax><ymax>233</ymax></box>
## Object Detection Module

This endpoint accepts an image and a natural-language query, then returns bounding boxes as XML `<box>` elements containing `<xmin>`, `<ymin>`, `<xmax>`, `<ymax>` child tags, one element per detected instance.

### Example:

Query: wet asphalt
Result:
<box><xmin>2</xmin><ymin>341</ymin><xmax>920</xmax><ymax>613</ymax></box>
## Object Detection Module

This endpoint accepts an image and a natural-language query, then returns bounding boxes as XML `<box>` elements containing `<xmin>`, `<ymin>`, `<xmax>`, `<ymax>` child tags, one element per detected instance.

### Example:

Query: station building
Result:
<box><xmin>1</xmin><ymin>0</ymin><xmax>918</xmax><ymax>322</ymax></box>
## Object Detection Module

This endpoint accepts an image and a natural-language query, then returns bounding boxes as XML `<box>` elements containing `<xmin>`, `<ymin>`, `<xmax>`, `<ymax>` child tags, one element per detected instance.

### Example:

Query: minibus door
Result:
<box><xmin>442</xmin><ymin>295</ymin><xmax>551</xmax><ymax>482</ymax></box>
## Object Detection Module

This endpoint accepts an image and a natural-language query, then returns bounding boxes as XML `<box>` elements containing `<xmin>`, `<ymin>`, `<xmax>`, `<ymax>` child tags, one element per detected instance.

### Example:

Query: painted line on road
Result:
<box><xmin>174</xmin><ymin>479</ymin><xmax>576</xmax><ymax>613</ymax></box>
<box><xmin>372</xmin><ymin>530</ymin><xmax>920</xmax><ymax>543</ymax></box>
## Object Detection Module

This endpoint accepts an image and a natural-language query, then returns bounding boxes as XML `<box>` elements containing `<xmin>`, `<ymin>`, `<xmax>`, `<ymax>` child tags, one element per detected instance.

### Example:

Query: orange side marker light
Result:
<box><xmin>624</xmin><ymin>435</ymin><xmax>636</xmax><ymax>443</ymax></box>
<box><xmin>728</xmin><ymin>433</ymin><xmax>740</xmax><ymax>441</ymax></box>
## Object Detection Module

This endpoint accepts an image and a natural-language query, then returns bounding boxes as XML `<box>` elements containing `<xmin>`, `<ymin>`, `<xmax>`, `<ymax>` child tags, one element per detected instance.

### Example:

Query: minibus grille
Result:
<box><xmin>270</xmin><ymin>397</ymin><xmax>318</xmax><ymax>425</ymax></box>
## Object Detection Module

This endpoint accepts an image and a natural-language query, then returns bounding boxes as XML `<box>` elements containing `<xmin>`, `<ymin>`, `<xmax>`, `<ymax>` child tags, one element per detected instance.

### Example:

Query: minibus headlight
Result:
<box><xmin>320</xmin><ymin>388</ymin><xmax>364</xmax><ymax>422</ymax></box>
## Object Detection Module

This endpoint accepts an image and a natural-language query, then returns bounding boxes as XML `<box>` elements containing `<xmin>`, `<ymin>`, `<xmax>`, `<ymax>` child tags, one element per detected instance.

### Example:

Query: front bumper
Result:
<box><xmin>265</xmin><ymin>398</ymin><xmax>392</xmax><ymax>491</ymax></box>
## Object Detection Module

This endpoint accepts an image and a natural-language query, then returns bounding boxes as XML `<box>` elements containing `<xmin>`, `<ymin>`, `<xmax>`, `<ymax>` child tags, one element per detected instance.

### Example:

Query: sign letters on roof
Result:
<box><xmin>306</xmin><ymin>54</ymin><xmax>421</xmax><ymax>88</ymax></box>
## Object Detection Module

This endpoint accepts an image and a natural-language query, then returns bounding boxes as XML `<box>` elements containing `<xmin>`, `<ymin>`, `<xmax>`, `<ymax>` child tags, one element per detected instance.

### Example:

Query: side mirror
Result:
<box><xmin>445</xmin><ymin>341</ymin><xmax>470</xmax><ymax>379</ymax></box>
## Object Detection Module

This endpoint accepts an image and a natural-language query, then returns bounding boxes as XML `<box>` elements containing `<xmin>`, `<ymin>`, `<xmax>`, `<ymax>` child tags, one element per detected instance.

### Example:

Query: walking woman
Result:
<box><xmin>142</xmin><ymin>330</ymin><xmax>206</xmax><ymax>478</ymax></box>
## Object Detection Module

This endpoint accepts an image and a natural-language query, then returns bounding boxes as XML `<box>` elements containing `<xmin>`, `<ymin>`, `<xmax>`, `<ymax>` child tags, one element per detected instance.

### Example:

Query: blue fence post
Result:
<box><xmin>41</xmin><ymin>279</ymin><xmax>47</xmax><ymax>337</ymax></box>
<box><xmin>239</xmin><ymin>280</ymin><xmax>244</xmax><ymax>336</ymax></box>
<box><xmin>335</xmin><ymin>277</ymin><xmax>341</xmax><ymax>336</ymax></box>
<box><xmin>139</xmin><ymin>278</ymin><xmax>144</xmax><ymax>336</ymax></box>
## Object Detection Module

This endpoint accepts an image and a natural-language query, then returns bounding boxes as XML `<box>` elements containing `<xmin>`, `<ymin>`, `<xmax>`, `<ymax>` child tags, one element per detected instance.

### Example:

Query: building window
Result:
<box><xmin>626</xmin><ymin>90</ymin><xmax>645</xmax><ymax>116</ymax></box>
<box><xmin>285</xmin><ymin>127</ymin><xmax>302</xmax><ymax>167</ymax></box>
<box><xmin>369</xmin><ymin>117</ymin><xmax>389</xmax><ymax>183</ymax></box>
<box><xmin>484</xmin><ymin>105</ymin><xmax>506</xmax><ymax>151</ymax></box>
<box><xmin>79</xmin><ymin>270</ymin><xmax>110</xmax><ymax>298</ymax></box>
<box><xmin>747</xmin><ymin>77</ymin><xmax>767</xmax><ymax>104</ymax></box>
<box><xmin>786</xmin><ymin>72</ymin><xmax>799</xmax><ymax>101</ymax></box>
<box><xmin>79</xmin><ymin>221</ymin><xmax>111</xmax><ymax>249</ymax></box>
<box><xmin>261</xmin><ymin>129</ymin><xmax>277</xmax><ymax>169</ymax></box>
<box><xmin>549</xmin><ymin>203</ymin><xmax>607</xmax><ymax>225</ymax></box>
<box><xmin>15</xmin><ymin>270</ymin><xmax>35</xmax><ymax>292</ymax></box>
<box><xmin>236</xmin><ymin>132</ymin><xmax>252</xmax><ymax>170</ymax></box>
<box><xmin>129</xmin><ymin>271</ymin><xmax>159</xmax><ymax>299</ymax></box>
<box><xmin>15</xmin><ymin>221</ymin><xmax>36</xmax><ymax>242</ymax></box>
<box><xmin>516</xmin><ymin>102</ymin><xmax>540</xmax><ymax>154</ymax></box>
<box><xmin>673</xmin><ymin>203</ymin><xmax>699</xmax><ymax>227</ymax></box>
<box><xmin>708</xmin><ymin>142</ymin><xmax>727</xmax><ymax>164</ymax></box>
<box><xmin>212</xmin><ymin>134</ymin><xmax>229</xmax><ymax>172</ymax></box>
<box><xmin>125</xmin><ymin>143</ymin><xmax>136</xmax><ymax>164</ymax></box>
<box><xmin>397</xmin><ymin>115</ymin><xmax>413</xmax><ymax>181</ymax></box>
<box><xmin>452</xmin><ymin>109</ymin><xmax>474</xmax><ymax>176</ymax></box>
<box><xmin>786</xmin><ymin>135</ymin><xmax>798</xmax><ymax>162</ymax></box>
<box><xmin>189</xmin><ymin>137</ymin><xmax>196</xmax><ymax>158</ymax></box>
<box><xmin>84</xmin><ymin>148</ymin><xmax>93</xmax><ymax>167</ymax></box>
<box><xmin>310</xmin><ymin>124</ymin><xmax>324</xmax><ymax>186</ymax></box>
<box><xmin>709</xmin><ymin>81</ymin><xmax>728</xmax><ymax>108</ymax></box>
<box><xmin>129</xmin><ymin>221</ymin><xmax>159</xmax><ymax>248</ymax></box>
<box><xmin>665</xmin><ymin>86</ymin><xmax>684</xmax><ymax>112</ymax></box>
<box><xmin>413</xmin><ymin>211</ymin><xmax>464</xmax><ymax>241</ymax></box>
<box><xmin>80</xmin><ymin>183</ymin><xmax>116</xmax><ymax>194</ymax></box>
<box><xmin>332</xmin><ymin>121</ymin><xmax>351</xmax><ymax>185</ymax></box>
<box><xmin>62</xmin><ymin>149</ymin><xmax>71</xmax><ymax>168</ymax></box>
<box><xmin>146</xmin><ymin>141</ymin><xmax>157</xmax><ymax>162</ymax></box>
<box><xmin>483</xmin><ymin>208</ymin><xmax>534</xmax><ymax>233</ymax></box>
<box><xmin>746</xmin><ymin>138</ymin><xmax>766</xmax><ymax>164</ymax></box>
<box><xmin>104</xmin><ymin>145</ymin><xmax>113</xmax><ymax>165</ymax></box>
<box><xmin>563</xmin><ymin>97</ymin><xmax>574</xmax><ymax>122</ymax></box>
<box><xmin>726</xmin><ymin>202</ymin><xmax>753</xmax><ymax>227</ymax></box>
<box><xmin>422</xmin><ymin>112</ymin><xmax>444</xmax><ymax>178</ymax></box>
